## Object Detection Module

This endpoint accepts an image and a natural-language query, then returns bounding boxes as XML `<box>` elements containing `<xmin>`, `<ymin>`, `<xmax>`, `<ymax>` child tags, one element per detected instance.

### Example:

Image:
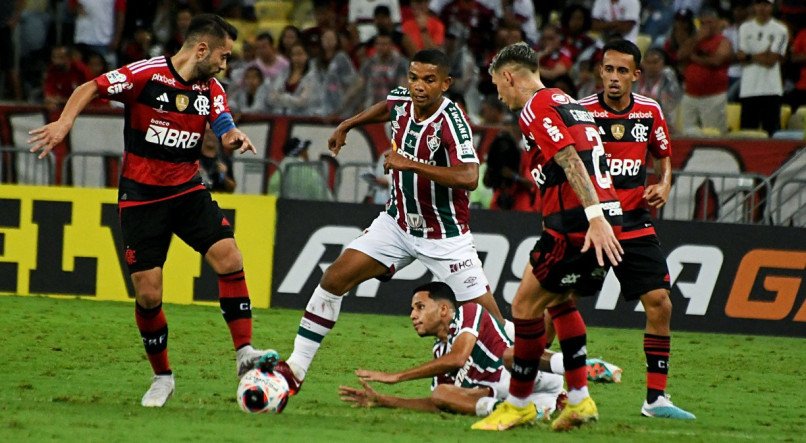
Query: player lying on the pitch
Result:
<box><xmin>339</xmin><ymin>282</ymin><xmax>620</xmax><ymax>418</ymax></box>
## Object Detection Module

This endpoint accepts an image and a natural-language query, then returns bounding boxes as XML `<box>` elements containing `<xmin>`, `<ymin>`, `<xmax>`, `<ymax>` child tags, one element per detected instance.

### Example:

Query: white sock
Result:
<box><xmin>287</xmin><ymin>286</ymin><xmax>343</xmax><ymax>379</ymax></box>
<box><xmin>506</xmin><ymin>394</ymin><xmax>532</xmax><ymax>409</ymax></box>
<box><xmin>566</xmin><ymin>386</ymin><xmax>589</xmax><ymax>406</ymax></box>
<box><xmin>550</xmin><ymin>352</ymin><xmax>565</xmax><ymax>375</ymax></box>
<box><xmin>475</xmin><ymin>397</ymin><xmax>498</xmax><ymax>416</ymax></box>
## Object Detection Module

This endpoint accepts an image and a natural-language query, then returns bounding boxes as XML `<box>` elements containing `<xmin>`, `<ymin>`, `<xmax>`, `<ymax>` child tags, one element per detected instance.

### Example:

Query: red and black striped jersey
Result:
<box><xmin>384</xmin><ymin>87</ymin><xmax>478</xmax><ymax>239</ymax></box>
<box><xmin>519</xmin><ymin>88</ymin><xmax>622</xmax><ymax>246</ymax></box>
<box><xmin>578</xmin><ymin>93</ymin><xmax>671</xmax><ymax>239</ymax></box>
<box><xmin>430</xmin><ymin>303</ymin><xmax>511</xmax><ymax>391</ymax></box>
<box><xmin>94</xmin><ymin>56</ymin><xmax>232</xmax><ymax>207</ymax></box>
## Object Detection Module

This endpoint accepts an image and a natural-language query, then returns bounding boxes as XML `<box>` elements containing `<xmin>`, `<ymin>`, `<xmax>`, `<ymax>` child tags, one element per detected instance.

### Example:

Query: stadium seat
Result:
<box><xmin>788</xmin><ymin>106</ymin><xmax>806</xmax><ymax>130</ymax></box>
<box><xmin>726</xmin><ymin>102</ymin><xmax>741</xmax><ymax>132</ymax></box>
<box><xmin>255</xmin><ymin>0</ymin><xmax>294</xmax><ymax>21</ymax></box>
<box><xmin>726</xmin><ymin>129</ymin><xmax>768</xmax><ymax>139</ymax></box>
<box><xmin>772</xmin><ymin>130</ymin><xmax>805</xmax><ymax>140</ymax></box>
<box><xmin>780</xmin><ymin>104</ymin><xmax>792</xmax><ymax>129</ymax></box>
<box><xmin>699</xmin><ymin>127</ymin><xmax>722</xmax><ymax>137</ymax></box>
<box><xmin>636</xmin><ymin>34</ymin><xmax>652</xmax><ymax>56</ymax></box>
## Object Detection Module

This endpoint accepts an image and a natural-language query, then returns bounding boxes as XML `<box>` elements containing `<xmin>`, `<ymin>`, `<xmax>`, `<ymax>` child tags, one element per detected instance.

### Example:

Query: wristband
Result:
<box><xmin>585</xmin><ymin>204</ymin><xmax>604</xmax><ymax>221</ymax></box>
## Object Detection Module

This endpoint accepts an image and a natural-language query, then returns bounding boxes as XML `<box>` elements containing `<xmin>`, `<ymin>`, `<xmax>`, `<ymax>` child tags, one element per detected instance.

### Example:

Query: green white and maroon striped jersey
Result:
<box><xmin>384</xmin><ymin>87</ymin><xmax>479</xmax><ymax>239</ymax></box>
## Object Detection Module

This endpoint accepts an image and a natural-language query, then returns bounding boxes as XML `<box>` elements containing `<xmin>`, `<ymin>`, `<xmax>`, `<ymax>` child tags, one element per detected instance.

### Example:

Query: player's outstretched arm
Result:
<box><xmin>384</xmin><ymin>151</ymin><xmax>479</xmax><ymax>191</ymax></box>
<box><xmin>356</xmin><ymin>332</ymin><xmax>476</xmax><ymax>384</ymax></box>
<box><xmin>339</xmin><ymin>380</ymin><xmax>440</xmax><ymax>412</ymax></box>
<box><xmin>644</xmin><ymin>156</ymin><xmax>672</xmax><ymax>208</ymax></box>
<box><xmin>328</xmin><ymin>101</ymin><xmax>390</xmax><ymax>156</ymax></box>
<box><xmin>221</xmin><ymin>128</ymin><xmax>256</xmax><ymax>154</ymax></box>
<box><xmin>28</xmin><ymin>81</ymin><xmax>99</xmax><ymax>159</ymax></box>
<box><xmin>554</xmin><ymin>145</ymin><xmax>623</xmax><ymax>266</ymax></box>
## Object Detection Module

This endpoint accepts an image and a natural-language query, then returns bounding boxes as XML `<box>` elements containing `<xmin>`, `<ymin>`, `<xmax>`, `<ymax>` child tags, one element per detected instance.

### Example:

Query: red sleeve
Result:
<box><xmin>519</xmin><ymin>101</ymin><xmax>574</xmax><ymax>159</ymax></box>
<box><xmin>94</xmin><ymin>64</ymin><xmax>138</xmax><ymax>102</ymax></box>
<box><xmin>558</xmin><ymin>48</ymin><xmax>573</xmax><ymax>69</ymax></box>
<box><xmin>649</xmin><ymin>105</ymin><xmax>672</xmax><ymax>158</ymax></box>
<box><xmin>208</xmin><ymin>78</ymin><xmax>231</xmax><ymax>123</ymax></box>
<box><xmin>115</xmin><ymin>0</ymin><xmax>126</xmax><ymax>12</ymax></box>
<box><xmin>43</xmin><ymin>69</ymin><xmax>59</xmax><ymax>97</ymax></box>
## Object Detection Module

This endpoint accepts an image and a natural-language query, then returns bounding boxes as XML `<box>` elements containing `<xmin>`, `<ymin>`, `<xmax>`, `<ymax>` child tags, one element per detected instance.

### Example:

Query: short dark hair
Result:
<box><xmin>602</xmin><ymin>39</ymin><xmax>642</xmax><ymax>68</ymax></box>
<box><xmin>413</xmin><ymin>282</ymin><xmax>456</xmax><ymax>306</ymax></box>
<box><xmin>374</xmin><ymin>5</ymin><xmax>392</xmax><ymax>18</ymax></box>
<box><xmin>186</xmin><ymin>13</ymin><xmax>238</xmax><ymax>44</ymax></box>
<box><xmin>411</xmin><ymin>49</ymin><xmax>450</xmax><ymax>74</ymax></box>
<box><xmin>255</xmin><ymin>32</ymin><xmax>274</xmax><ymax>45</ymax></box>
<box><xmin>489</xmin><ymin>42</ymin><xmax>539</xmax><ymax>74</ymax></box>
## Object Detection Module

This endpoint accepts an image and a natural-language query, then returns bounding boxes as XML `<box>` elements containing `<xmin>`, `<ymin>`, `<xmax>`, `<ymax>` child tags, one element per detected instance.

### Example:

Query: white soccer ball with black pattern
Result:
<box><xmin>237</xmin><ymin>368</ymin><xmax>290</xmax><ymax>413</ymax></box>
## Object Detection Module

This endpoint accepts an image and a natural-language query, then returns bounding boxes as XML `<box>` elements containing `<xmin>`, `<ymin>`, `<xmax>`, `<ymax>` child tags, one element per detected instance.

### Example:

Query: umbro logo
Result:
<box><xmin>156</xmin><ymin>93</ymin><xmax>169</xmax><ymax>103</ymax></box>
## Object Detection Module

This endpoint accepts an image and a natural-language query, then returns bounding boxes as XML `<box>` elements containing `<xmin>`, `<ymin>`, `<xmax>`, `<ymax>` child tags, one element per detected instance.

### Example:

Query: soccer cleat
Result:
<box><xmin>141</xmin><ymin>374</ymin><xmax>175</xmax><ymax>407</ymax></box>
<box><xmin>471</xmin><ymin>401</ymin><xmax>537</xmax><ymax>431</ymax></box>
<box><xmin>550</xmin><ymin>396</ymin><xmax>598</xmax><ymax>431</ymax></box>
<box><xmin>641</xmin><ymin>394</ymin><xmax>696</xmax><ymax>420</ymax></box>
<box><xmin>237</xmin><ymin>346</ymin><xmax>277</xmax><ymax>378</ymax></box>
<box><xmin>586</xmin><ymin>358</ymin><xmax>623</xmax><ymax>383</ymax></box>
<box><xmin>270</xmin><ymin>360</ymin><xmax>303</xmax><ymax>396</ymax></box>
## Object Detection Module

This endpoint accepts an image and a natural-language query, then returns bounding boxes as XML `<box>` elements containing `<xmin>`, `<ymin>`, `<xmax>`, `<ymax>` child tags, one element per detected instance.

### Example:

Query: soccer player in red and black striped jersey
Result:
<box><xmin>338</xmin><ymin>282</ymin><xmax>563</xmax><ymax>417</ymax></box>
<box><xmin>577</xmin><ymin>39</ymin><xmax>695</xmax><ymax>420</ymax></box>
<box><xmin>473</xmin><ymin>42</ymin><xmax>624</xmax><ymax>432</ymax></box>
<box><xmin>28</xmin><ymin>14</ymin><xmax>271</xmax><ymax>408</ymax></box>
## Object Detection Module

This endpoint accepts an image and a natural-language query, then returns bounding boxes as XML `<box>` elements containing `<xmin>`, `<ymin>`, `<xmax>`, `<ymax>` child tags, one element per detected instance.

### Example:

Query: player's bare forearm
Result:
<box><xmin>391</xmin><ymin>352</ymin><xmax>468</xmax><ymax>383</ymax></box>
<box><xmin>554</xmin><ymin>145</ymin><xmax>600</xmax><ymax>208</ymax></box>
<box><xmin>645</xmin><ymin>156</ymin><xmax>672</xmax><ymax>208</ymax></box>
<box><xmin>56</xmin><ymin>81</ymin><xmax>99</xmax><ymax>125</ymax></box>
<box><xmin>342</xmin><ymin>101</ymin><xmax>390</xmax><ymax>131</ymax></box>
<box><xmin>28</xmin><ymin>81</ymin><xmax>99</xmax><ymax>157</ymax></box>
<box><xmin>376</xmin><ymin>395</ymin><xmax>441</xmax><ymax>412</ymax></box>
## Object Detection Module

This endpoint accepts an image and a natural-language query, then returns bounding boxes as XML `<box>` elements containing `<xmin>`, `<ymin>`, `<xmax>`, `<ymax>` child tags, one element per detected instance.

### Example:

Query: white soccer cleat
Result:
<box><xmin>141</xmin><ymin>374</ymin><xmax>175</xmax><ymax>407</ymax></box>
<box><xmin>641</xmin><ymin>394</ymin><xmax>696</xmax><ymax>420</ymax></box>
<box><xmin>236</xmin><ymin>346</ymin><xmax>278</xmax><ymax>378</ymax></box>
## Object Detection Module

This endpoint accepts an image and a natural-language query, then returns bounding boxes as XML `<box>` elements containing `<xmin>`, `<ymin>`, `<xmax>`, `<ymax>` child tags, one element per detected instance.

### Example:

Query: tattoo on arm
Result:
<box><xmin>554</xmin><ymin>145</ymin><xmax>601</xmax><ymax>208</ymax></box>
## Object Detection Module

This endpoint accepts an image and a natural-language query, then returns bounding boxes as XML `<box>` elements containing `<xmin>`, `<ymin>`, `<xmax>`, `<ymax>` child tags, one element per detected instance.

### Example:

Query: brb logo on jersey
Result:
<box><xmin>145</xmin><ymin>121</ymin><xmax>201</xmax><ymax>149</ymax></box>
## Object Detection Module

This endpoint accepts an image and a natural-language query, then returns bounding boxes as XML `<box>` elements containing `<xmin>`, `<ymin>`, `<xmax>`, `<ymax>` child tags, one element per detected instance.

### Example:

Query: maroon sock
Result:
<box><xmin>508</xmin><ymin>317</ymin><xmax>546</xmax><ymax>398</ymax></box>
<box><xmin>135</xmin><ymin>303</ymin><xmax>171</xmax><ymax>375</ymax></box>
<box><xmin>548</xmin><ymin>300</ymin><xmax>587</xmax><ymax>391</ymax></box>
<box><xmin>219</xmin><ymin>269</ymin><xmax>252</xmax><ymax>350</ymax></box>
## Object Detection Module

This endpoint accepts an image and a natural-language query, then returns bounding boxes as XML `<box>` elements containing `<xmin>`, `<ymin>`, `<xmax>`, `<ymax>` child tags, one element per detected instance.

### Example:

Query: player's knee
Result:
<box><xmin>430</xmin><ymin>385</ymin><xmax>452</xmax><ymax>409</ymax></box>
<box><xmin>643</xmin><ymin>290</ymin><xmax>671</xmax><ymax>321</ymax></box>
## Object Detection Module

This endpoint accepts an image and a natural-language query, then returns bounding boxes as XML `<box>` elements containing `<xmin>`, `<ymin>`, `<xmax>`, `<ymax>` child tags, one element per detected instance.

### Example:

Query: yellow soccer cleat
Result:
<box><xmin>551</xmin><ymin>396</ymin><xmax>599</xmax><ymax>431</ymax></box>
<box><xmin>471</xmin><ymin>401</ymin><xmax>537</xmax><ymax>431</ymax></box>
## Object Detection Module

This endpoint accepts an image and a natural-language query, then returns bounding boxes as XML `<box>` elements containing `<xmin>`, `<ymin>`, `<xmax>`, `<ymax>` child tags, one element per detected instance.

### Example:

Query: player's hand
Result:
<box><xmin>222</xmin><ymin>128</ymin><xmax>256</xmax><ymax>154</ymax></box>
<box><xmin>355</xmin><ymin>369</ymin><xmax>398</xmax><ymax>384</ymax></box>
<box><xmin>383</xmin><ymin>149</ymin><xmax>410</xmax><ymax>173</ymax></box>
<box><xmin>338</xmin><ymin>380</ymin><xmax>380</xmax><ymax>408</ymax></box>
<box><xmin>644</xmin><ymin>182</ymin><xmax>670</xmax><ymax>208</ymax></box>
<box><xmin>28</xmin><ymin>120</ymin><xmax>72</xmax><ymax>159</ymax></box>
<box><xmin>582</xmin><ymin>217</ymin><xmax>623</xmax><ymax>267</ymax></box>
<box><xmin>328</xmin><ymin>125</ymin><xmax>348</xmax><ymax>156</ymax></box>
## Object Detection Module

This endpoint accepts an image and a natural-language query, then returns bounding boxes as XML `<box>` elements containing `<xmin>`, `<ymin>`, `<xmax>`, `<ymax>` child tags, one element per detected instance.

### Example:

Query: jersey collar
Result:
<box><xmin>597</xmin><ymin>91</ymin><xmax>634</xmax><ymax>115</ymax></box>
<box><xmin>166</xmin><ymin>56</ymin><xmax>194</xmax><ymax>86</ymax></box>
<box><xmin>409</xmin><ymin>97</ymin><xmax>449</xmax><ymax>126</ymax></box>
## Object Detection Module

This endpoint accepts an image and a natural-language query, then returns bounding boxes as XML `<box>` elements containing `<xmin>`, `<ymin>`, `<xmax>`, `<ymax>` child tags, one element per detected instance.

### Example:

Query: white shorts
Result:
<box><xmin>489</xmin><ymin>369</ymin><xmax>564</xmax><ymax>409</ymax></box>
<box><xmin>347</xmin><ymin>213</ymin><xmax>489</xmax><ymax>302</ymax></box>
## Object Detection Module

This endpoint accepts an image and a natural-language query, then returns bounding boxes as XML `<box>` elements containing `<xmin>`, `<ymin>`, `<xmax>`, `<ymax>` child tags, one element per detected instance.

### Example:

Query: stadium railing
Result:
<box><xmin>61</xmin><ymin>151</ymin><xmax>123</xmax><ymax>188</ymax></box>
<box><xmin>0</xmin><ymin>145</ymin><xmax>55</xmax><ymax>185</ymax></box>
<box><xmin>278</xmin><ymin>160</ymin><xmax>334</xmax><ymax>201</ymax></box>
<box><xmin>770</xmin><ymin>177</ymin><xmax>806</xmax><ymax>227</ymax></box>
<box><xmin>334</xmin><ymin>161</ymin><xmax>374</xmax><ymax>203</ymax></box>
<box><xmin>659</xmin><ymin>170</ymin><xmax>769</xmax><ymax>224</ymax></box>
<box><xmin>231</xmin><ymin>156</ymin><xmax>280</xmax><ymax>195</ymax></box>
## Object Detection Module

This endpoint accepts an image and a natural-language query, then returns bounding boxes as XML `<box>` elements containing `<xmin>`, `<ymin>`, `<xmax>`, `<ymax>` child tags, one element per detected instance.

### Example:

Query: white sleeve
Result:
<box><xmin>773</xmin><ymin>25</ymin><xmax>789</xmax><ymax>56</ymax></box>
<box><xmin>591</xmin><ymin>0</ymin><xmax>607</xmax><ymax>20</ymax></box>
<box><xmin>623</xmin><ymin>0</ymin><xmax>641</xmax><ymax>22</ymax></box>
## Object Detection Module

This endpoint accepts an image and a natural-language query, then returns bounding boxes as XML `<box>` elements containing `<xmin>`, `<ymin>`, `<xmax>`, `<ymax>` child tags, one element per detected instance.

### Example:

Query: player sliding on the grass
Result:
<box><xmin>28</xmin><ymin>14</ymin><xmax>270</xmax><ymax>408</ymax></box>
<box><xmin>266</xmin><ymin>49</ymin><xmax>506</xmax><ymax>398</ymax></box>
<box><xmin>338</xmin><ymin>282</ymin><xmax>621</xmax><ymax>418</ymax></box>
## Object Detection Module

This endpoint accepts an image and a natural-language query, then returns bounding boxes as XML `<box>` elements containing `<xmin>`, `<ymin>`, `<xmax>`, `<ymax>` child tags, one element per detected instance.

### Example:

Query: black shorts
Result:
<box><xmin>612</xmin><ymin>234</ymin><xmax>671</xmax><ymax>301</ymax></box>
<box><xmin>120</xmin><ymin>190</ymin><xmax>234</xmax><ymax>274</ymax></box>
<box><xmin>529</xmin><ymin>231</ymin><xmax>609</xmax><ymax>297</ymax></box>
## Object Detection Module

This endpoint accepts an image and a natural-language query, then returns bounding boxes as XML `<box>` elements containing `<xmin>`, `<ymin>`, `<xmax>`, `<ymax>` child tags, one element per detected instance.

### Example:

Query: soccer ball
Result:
<box><xmin>237</xmin><ymin>368</ymin><xmax>290</xmax><ymax>414</ymax></box>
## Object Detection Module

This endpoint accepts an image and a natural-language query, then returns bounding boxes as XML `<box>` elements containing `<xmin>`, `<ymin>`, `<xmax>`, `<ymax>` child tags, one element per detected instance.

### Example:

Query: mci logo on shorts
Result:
<box><xmin>144</xmin><ymin>124</ymin><xmax>202</xmax><ymax>149</ymax></box>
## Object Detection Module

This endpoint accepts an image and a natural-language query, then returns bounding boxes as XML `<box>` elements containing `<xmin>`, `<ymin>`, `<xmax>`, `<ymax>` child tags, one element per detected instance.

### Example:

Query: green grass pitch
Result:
<box><xmin>1</xmin><ymin>295</ymin><xmax>803</xmax><ymax>442</ymax></box>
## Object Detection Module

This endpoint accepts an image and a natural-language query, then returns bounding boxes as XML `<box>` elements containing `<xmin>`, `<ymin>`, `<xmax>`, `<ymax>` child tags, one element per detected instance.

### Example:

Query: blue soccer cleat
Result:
<box><xmin>641</xmin><ymin>394</ymin><xmax>696</xmax><ymax>420</ymax></box>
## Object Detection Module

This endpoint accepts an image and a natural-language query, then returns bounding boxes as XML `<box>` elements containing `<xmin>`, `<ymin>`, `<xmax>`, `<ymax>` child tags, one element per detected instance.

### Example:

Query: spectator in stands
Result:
<box><xmin>268</xmin><ymin>137</ymin><xmax>333</xmax><ymax>201</ymax></box>
<box><xmin>1</xmin><ymin>0</ymin><xmax>24</xmax><ymax>101</ymax></box>
<box><xmin>431</xmin><ymin>0</ymin><xmax>497</xmax><ymax>62</ymax></box>
<box><xmin>362</xmin><ymin>149</ymin><xmax>392</xmax><ymax>205</ymax></box>
<box><xmin>635</xmin><ymin>48</ymin><xmax>682</xmax><ymax>133</ymax></box>
<box><xmin>663</xmin><ymin>8</ymin><xmax>697</xmax><ymax>78</ymax></box>
<box><xmin>737</xmin><ymin>0</ymin><xmax>788</xmax><ymax>135</ymax></box>
<box><xmin>163</xmin><ymin>6</ymin><xmax>192</xmax><ymax>56</ymax></box>
<box><xmin>243</xmin><ymin>32</ymin><xmax>290</xmax><ymax>89</ymax></box>
<box><xmin>785</xmin><ymin>27</ymin><xmax>806</xmax><ymax>112</ymax></box>
<box><xmin>266</xmin><ymin>43</ymin><xmax>326</xmax><ymax>117</ymax></box>
<box><xmin>69</xmin><ymin>0</ymin><xmax>126</xmax><ymax>68</ymax></box>
<box><xmin>536</xmin><ymin>24</ymin><xmax>574</xmax><ymax>89</ymax></box>
<box><xmin>676</xmin><ymin>8</ymin><xmax>732</xmax><ymax>134</ymax></box>
<box><xmin>401</xmin><ymin>0</ymin><xmax>445</xmax><ymax>52</ymax></box>
<box><xmin>228</xmin><ymin>66</ymin><xmax>269</xmax><ymax>115</ymax></box>
<box><xmin>85</xmin><ymin>51</ymin><xmax>108</xmax><ymax>78</ymax></box>
<box><xmin>120</xmin><ymin>25</ymin><xmax>156</xmax><ymax>66</ymax></box>
<box><xmin>278</xmin><ymin>25</ymin><xmax>302</xmax><ymax>60</ymax></box>
<box><xmin>350</xmin><ymin>0</ymin><xmax>402</xmax><ymax>44</ymax></box>
<box><xmin>499</xmin><ymin>0</ymin><xmax>539</xmax><ymax>46</ymax></box>
<box><xmin>673</xmin><ymin>0</ymin><xmax>703</xmax><ymax>15</ymax></box>
<box><xmin>723</xmin><ymin>1</ymin><xmax>751</xmax><ymax>102</ymax></box>
<box><xmin>317</xmin><ymin>28</ymin><xmax>360</xmax><ymax>117</ymax></box>
<box><xmin>560</xmin><ymin>4</ymin><xmax>596</xmax><ymax>64</ymax></box>
<box><xmin>443</xmin><ymin>24</ymin><xmax>480</xmax><ymax>121</ymax></box>
<box><xmin>43</xmin><ymin>45</ymin><xmax>93</xmax><ymax>110</ymax></box>
<box><xmin>641</xmin><ymin>0</ymin><xmax>675</xmax><ymax>45</ymax></box>
<box><xmin>360</xmin><ymin>5</ymin><xmax>416</xmax><ymax>61</ymax></box>
<box><xmin>301</xmin><ymin>0</ymin><xmax>342</xmax><ymax>61</ymax></box>
<box><xmin>591</xmin><ymin>0</ymin><xmax>641</xmax><ymax>43</ymax></box>
<box><xmin>345</xmin><ymin>30</ymin><xmax>409</xmax><ymax>110</ymax></box>
<box><xmin>199</xmin><ymin>128</ymin><xmax>236</xmax><ymax>193</ymax></box>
